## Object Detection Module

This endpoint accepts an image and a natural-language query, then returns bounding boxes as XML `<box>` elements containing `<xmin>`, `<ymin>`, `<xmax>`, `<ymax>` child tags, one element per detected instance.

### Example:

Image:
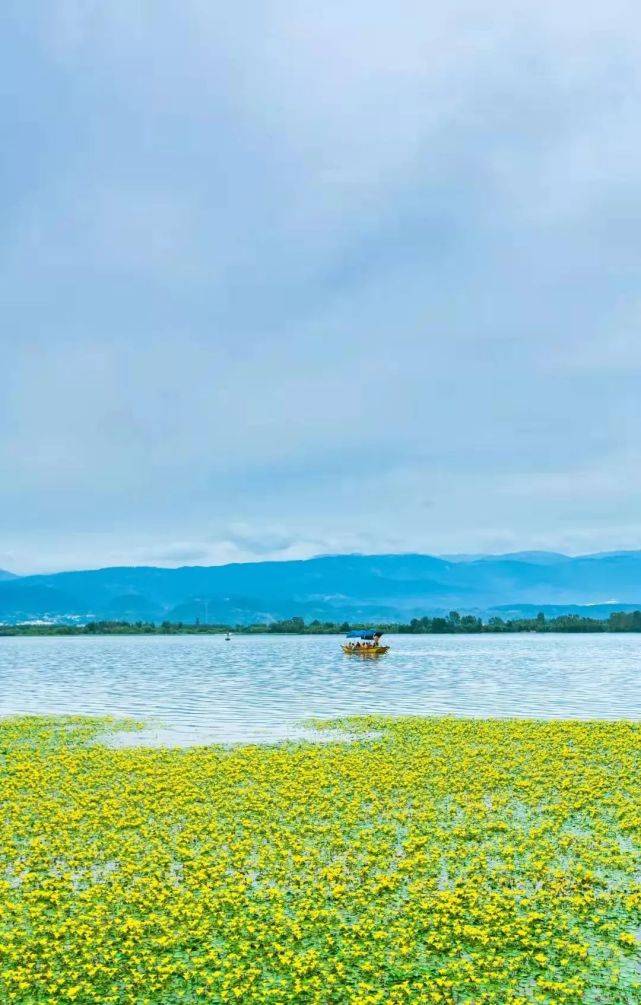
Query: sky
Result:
<box><xmin>3</xmin><ymin>1</ymin><xmax>641</xmax><ymax>574</ymax></box>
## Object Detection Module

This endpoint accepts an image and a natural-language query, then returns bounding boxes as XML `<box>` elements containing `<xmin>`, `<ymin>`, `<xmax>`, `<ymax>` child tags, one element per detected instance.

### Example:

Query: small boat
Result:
<box><xmin>341</xmin><ymin>629</ymin><xmax>389</xmax><ymax>656</ymax></box>
<box><xmin>224</xmin><ymin>632</ymin><xmax>231</xmax><ymax>641</ymax></box>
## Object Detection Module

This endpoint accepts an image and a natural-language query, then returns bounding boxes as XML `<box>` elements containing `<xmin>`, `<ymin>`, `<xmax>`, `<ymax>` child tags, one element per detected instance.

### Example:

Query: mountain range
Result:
<box><xmin>2</xmin><ymin>551</ymin><xmax>641</xmax><ymax>624</ymax></box>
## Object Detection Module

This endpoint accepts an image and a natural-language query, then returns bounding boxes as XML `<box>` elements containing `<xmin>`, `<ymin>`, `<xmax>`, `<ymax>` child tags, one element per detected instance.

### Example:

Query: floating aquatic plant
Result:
<box><xmin>0</xmin><ymin>715</ymin><xmax>640</xmax><ymax>1003</ymax></box>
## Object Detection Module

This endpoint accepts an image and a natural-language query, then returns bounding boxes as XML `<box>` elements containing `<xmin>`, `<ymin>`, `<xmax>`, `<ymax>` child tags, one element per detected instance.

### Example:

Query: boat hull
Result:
<box><xmin>341</xmin><ymin>645</ymin><xmax>389</xmax><ymax>656</ymax></box>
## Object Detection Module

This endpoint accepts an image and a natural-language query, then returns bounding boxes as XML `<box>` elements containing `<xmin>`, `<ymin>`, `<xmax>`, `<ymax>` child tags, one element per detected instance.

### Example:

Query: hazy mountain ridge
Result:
<box><xmin>1</xmin><ymin>551</ymin><xmax>641</xmax><ymax>624</ymax></box>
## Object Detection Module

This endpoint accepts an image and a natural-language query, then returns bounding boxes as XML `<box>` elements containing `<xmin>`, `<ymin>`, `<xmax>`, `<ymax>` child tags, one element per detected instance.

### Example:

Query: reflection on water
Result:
<box><xmin>0</xmin><ymin>633</ymin><xmax>640</xmax><ymax>744</ymax></box>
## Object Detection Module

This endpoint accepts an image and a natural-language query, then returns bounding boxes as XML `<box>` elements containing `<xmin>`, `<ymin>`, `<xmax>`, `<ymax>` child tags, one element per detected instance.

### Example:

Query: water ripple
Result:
<box><xmin>0</xmin><ymin>633</ymin><xmax>640</xmax><ymax>744</ymax></box>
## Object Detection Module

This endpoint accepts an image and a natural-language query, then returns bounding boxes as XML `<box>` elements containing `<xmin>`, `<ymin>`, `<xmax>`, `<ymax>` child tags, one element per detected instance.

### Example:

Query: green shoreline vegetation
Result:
<box><xmin>2</xmin><ymin>714</ymin><xmax>641</xmax><ymax>1003</ymax></box>
<box><xmin>3</xmin><ymin>609</ymin><xmax>641</xmax><ymax>636</ymax></box>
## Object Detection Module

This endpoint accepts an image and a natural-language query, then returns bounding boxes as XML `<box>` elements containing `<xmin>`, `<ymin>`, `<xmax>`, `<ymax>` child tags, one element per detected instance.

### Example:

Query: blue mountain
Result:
<box><xmin>1</xmin><ymin>550</ymin><xmax>641</xmax><ymax>624</ymax></box>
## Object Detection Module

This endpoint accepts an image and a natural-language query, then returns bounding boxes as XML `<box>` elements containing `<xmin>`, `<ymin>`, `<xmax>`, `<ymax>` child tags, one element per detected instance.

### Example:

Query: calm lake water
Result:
<box><xmin>0</xmin><ymin>633</ymin><xmax>640</xmax><ymax>745</ymax></box>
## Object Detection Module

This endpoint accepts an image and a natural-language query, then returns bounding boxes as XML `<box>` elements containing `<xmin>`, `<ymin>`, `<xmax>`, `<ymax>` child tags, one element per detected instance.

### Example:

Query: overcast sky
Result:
<box><xmin>3</xmin><ymin>1</ymin><xmax>641</xmax><ymax>574</ymax></box>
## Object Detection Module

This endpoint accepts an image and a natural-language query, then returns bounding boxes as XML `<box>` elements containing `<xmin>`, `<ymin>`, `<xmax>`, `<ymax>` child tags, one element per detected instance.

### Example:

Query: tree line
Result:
<box><xmin>3</xmin><ymin>610</ymin><xmax>641</xmax><ymax>635</ymax></box>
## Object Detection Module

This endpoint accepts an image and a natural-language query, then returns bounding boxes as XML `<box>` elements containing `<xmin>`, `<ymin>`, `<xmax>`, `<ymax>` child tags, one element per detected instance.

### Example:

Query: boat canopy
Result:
<box><xmin>346</xmin><ymin>629</ymin><xmax>381</xmax><ymax>640</ymax></box>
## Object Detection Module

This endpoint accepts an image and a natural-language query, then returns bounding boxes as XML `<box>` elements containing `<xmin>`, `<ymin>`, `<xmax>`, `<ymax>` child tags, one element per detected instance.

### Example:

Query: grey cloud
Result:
<box><xmin>141</xmin><ymin>544</ymin><xmax>213</xmax><ymax>565</ymax></box>
<box><xmin>223</xmin><ymin>525</ymin><xmax>298</xmax><ymax>557</ymax></box>
<box><xmin>3</xmin><ymin>1</ymin><xmax>641</xmax><ymax>571</ymax></box>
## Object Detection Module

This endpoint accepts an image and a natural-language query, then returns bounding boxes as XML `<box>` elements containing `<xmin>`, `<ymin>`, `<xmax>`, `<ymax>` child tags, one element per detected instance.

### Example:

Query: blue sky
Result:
<box><xmin>3</xmin><ymin>1</ymin><xmax>641</xmax><ymax>573</ymax></box>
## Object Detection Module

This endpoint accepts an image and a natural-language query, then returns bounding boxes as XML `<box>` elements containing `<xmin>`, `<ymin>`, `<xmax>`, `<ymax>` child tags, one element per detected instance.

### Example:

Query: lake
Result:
<box><xmin>0</xmin><ymin>633</ymin><xmax>640</xmax><ymax>745</ymax></box>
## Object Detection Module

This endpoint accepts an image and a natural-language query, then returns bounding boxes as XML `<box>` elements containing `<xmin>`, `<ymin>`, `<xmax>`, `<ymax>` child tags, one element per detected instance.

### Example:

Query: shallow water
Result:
<box><xmin>0</xmin><ymin>633</ymin><xmax>640</xmax><ymax>744</ymax></box>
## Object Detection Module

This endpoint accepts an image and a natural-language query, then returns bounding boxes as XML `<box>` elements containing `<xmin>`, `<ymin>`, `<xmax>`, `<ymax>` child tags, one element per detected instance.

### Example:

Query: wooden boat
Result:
<box><xmin>342</xmin><ymin>629</ymin><xmax>389</xmax><ymax>656</ymax></box>
<box><xmin>342</xmin><ymin>643</ymin><xmax>389</xmax><ymax>656</ymax></box>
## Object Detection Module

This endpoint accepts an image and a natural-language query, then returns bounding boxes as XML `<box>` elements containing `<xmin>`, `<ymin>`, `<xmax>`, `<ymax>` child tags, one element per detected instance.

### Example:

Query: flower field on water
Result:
<box><xmin>1</xmin><ymin>718</ymin><xmax>641</xmax><ymax>1003</ymax></box>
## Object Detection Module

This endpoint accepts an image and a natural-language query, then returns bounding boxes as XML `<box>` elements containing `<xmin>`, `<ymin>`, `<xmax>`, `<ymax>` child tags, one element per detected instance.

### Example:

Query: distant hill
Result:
<box><xmin>1</xmin><ymin>550</ymin><xmax>641</xmax><ymax>624</ymax></box>
<box><xmin>486</xmin><ymin>602</ymin><xmax>641</xmax><ymax>620</ymax></box>
<box><xmin>0</xmin><ymin>569</ymin><xmax>17</xmax><ymax>581</ymax></box>
<box><xmin>443</xmin><ymin>552</ymin><xmax>571</xmax><ymax>565</ymax></box>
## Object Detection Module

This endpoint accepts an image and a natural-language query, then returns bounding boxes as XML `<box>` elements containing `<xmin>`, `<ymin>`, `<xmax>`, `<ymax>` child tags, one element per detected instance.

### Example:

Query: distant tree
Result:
<box><xmin>431</xmin><ymin>617</ymin><xmax>450</xmax><ymax>633</ymax></box>
<box><xmin>460</xmin><ymin>615</ymin><xmax>482</xmax><ymax>632</ymax></box>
